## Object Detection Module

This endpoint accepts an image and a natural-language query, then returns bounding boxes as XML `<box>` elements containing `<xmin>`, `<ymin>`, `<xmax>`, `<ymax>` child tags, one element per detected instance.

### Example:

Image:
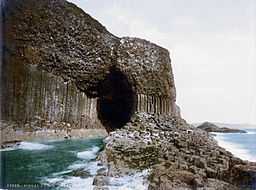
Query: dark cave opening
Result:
<box><xmin>97</xmin><ymin>68</ymin><xmax>136</xmax><ymax>132</ymax></box>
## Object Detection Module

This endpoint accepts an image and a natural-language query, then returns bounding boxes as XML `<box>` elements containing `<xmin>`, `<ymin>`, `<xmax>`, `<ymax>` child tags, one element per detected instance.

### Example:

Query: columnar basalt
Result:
<box><xmin>1</xmin><ymin>1</ymin><xmax>255</xmax><ymax>189</ymax></box>
<box><xmin>96</xmin><ymin>114</ymin><xmax>256</xmax><ymax>189</ymax></box>
<box><xmin>1</xmin><ymin>62</ymin><xmax>102</xmax><ymax>130</ymax></box>
<box><xmin>2</xmin><ymin>0</ymin><xmax>178</xmax><ymax>131</ymax></box>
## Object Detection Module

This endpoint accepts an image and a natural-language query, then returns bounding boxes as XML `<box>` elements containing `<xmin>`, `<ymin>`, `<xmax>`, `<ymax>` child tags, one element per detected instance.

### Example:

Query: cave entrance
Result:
<box><xmin>97</xmin><ymin>68</ymin><xmax>136</xmax><ymax>132</ymax></box>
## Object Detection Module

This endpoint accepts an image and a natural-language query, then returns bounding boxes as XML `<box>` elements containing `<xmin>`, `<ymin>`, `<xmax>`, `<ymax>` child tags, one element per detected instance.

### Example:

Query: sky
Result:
<box><xmin>68</xmin><ymin>0</ymin><xmax>256</xmax><ymax>125</ymax></box>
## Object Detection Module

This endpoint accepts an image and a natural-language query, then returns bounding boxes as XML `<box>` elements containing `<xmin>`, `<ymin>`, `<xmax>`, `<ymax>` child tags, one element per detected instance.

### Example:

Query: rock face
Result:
<box><xmin>2</xmin><ymin>0</ymin><xmax>178</xmax><ymax>132</ymax></box>
<box><xmin>197</xmin><ymin>122</ymin><xmax>247</xmax><ymax>133</ymax></box>
<box><xmin>1</xmin><ymin>1</ymin><xmax>256</xmax><ymax>189</ymax></box>
<box><xmin>97</xmin><ymin>113</ymin><xmax>256</xmax><ymax>189</ymax></box>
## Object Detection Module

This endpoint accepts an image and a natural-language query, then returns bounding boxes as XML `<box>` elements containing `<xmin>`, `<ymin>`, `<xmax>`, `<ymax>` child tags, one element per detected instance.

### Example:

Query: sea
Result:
<box><xmin>0</xmin><ymin>138</ymin><xmax>148</xmax><ymax>190</ymax></box>
<box><xmin>0</xmin><ymin>127</ymin><xmax>255</xmax><ymax>190</ymax></box>
<box><xmin>213</xmin><ymin>128</ymin><xmax>256</xmax><ymax>162</ymax></box>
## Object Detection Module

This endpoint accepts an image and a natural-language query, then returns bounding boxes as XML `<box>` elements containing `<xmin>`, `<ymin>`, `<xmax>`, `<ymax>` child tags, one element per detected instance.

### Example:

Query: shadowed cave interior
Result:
<box><xmin>97</xmin><ymin>68</ymin><xmax>136</xmax><ymax>132</ymax></box>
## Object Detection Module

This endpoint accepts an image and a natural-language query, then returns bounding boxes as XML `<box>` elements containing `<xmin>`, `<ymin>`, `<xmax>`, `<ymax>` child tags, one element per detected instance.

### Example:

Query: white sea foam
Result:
<box><xmin>0</xmin><ymin>147</ymin><xmax>16</xmax><ymax>152</ymax></box>
<box><xmin>214</xmin><ymin>135</ymin><xmax>256</xmax><ymax>162</ymax></box>
<box><xmin>42</xmin><ymin>175</ymin><xmax>94</xmax><ymax>190</ymax></box>
<box><xmin>43</xmin><ymin>170</ymin><xmax>149</xmax><ymax>190</ymax></box>
<box><xmin>76</xmin><ymin>146</ymin><xmax>100</xmax><ymax>160</ymax></box>
<box><xmin>52</xmin><ymin>170</ymin><xmax>73</xmax><ymax>176</ymax></box>
<box><xmin>18</xmin><ymin>142</ymin><xmax>53</xmax><ymax>150</ymax></box>
<box><xmin>42</xmin><ymin>144</ymin><xmax>148</xmax><ymax>190</ymax></box>
<box><xmin>68</xmin><ymin>160</ymin><xmax>103</xmax><ymax>175</ymax></box>
<box><xmin>246</xmin><ymin>131</ymin><xmax>256</xmax><ymax>135</ymax></box>
<box><xmin>108</xmin><ymin>170</ymin><xmax>149</xmax><ymax>190</ymax></box>
<box><xmin>44</xmin><ymin>176</ymin><xmax>64</xmax><ymax>185</ymax></box>
<box><xmin>58</xmin><ymin>176</ymin><xmax>94</xmax><ymax>190</ymax></box>
<box><xmin>68</xmin><ymin>162</ymin><xmax>88</xmax><ymax>170</ymax></box>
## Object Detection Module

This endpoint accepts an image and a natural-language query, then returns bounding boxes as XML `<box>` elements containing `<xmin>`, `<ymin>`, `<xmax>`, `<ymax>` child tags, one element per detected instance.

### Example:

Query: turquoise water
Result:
<box><xmin>0</xmin><ymin>138</ymin><xmax>148</xmax><ymax>190</ymax></box>
<box><xmin>0</xmin><ymin>138</ymin><xmax>104</xmax><ymax>190</ymax></box>
<box><xmin>214</xmin><ymin>128</ymin><xmax>256</xmax><ymax>162</ymax></box>
<box><xmin>2</xmin><ymin>129</ymin><xmax>254</xmax><ymax>189</ymax></box>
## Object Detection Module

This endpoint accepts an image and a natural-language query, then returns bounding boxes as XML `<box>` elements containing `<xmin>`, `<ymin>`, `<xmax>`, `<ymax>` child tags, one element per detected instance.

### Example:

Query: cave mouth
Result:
<box><xmin>97</xmin><ymin>68</ymin><xmax>136</xmax><ymax>132</ymax></box>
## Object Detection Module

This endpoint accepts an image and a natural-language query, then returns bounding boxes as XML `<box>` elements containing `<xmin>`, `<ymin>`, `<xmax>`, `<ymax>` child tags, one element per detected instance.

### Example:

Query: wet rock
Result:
<box><xmin>2</xmin><ymin>1</ymin><xmax>255</xmax><ymax>189</ymax></box>
<box><xmin>1</xmin><ymin>140</ymin><xmax>21</xmax><ymax>149</ymax></box>
<box><xmin>69</xmin><ymin>169</ymin><xmax>92</xmax><ymax>178</ymax></box>
<box><xmin>96</xmin><ymin>168</ymin><xmax>107</xmax><ymax>176</ymax></box>
<box><xmin>93</xmin><ymin>176</ymin><xmax>110</xmax><ymax>186</ymax></box>
<box><xmin>98</xmin><ymin>113</ymin><xmax>256</xmax><ymax>189</ymax></box>
<box><xmin>229</xmin><ymin>163</ymin><xmax>256</xmax><ymax>189</ymax></box>
<box><xmin>203</xmin><ymin>178</ymin><xmax>240</xmax><ymax>190</ymax></box>
<box><xmin>93</xmin><ymin>187</ymin><xmax>109</xmax><ymax>190</ymax></box>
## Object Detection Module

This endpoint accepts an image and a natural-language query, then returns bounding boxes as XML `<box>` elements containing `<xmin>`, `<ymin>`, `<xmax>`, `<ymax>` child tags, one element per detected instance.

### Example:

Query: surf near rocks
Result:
<box><xmin>96</xmin><ymin>113</ymin><xmax>256</xmax><ymax>189</ymax></box>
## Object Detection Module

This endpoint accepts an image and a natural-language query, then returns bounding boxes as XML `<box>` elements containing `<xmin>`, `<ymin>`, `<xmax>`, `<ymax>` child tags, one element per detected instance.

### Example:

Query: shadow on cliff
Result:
<box><xmin>97</xmin><ymin>67</ymin><xmax>137</xmax><ymax>132</ymax></box>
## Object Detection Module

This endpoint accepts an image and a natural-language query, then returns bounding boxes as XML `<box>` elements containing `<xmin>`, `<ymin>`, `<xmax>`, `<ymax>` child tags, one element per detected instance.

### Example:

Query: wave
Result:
<box><xmin>60</xmin><ymin>176</ymin><xmax>94</xmax><ymax>190</ymax></box>
<box><xmin>214</xmin><ymin>135</ymin><xmax>256</xmax><ymax>162</ymax></box>
<box><xmin>52</xmin><ymin>170</ymin><xmax>73</xmax><ymax>176</ymax></box>
<box><xmin>0</xmin><ymin>147</ymin><xmax>16</xmax><ymax>152</ymax></box>
<box><xmin>43</xmin><ymin>176</ymin><xmax>94</xmax><ymax>190</ymax></box>
<box><xmin>43</xmin><ymin>158</ymin><xmax>148</xmax><ymax>190</ymax></box>
<box><xmin>1</xmin><ymin>141</ymin><xmax>54</xmax><ymax>151</ymax></box>
<box><xmin>43</xmin><ymin>169</ymin><xmax>149</xmax><ymax>190</ymax></box>
<box><xmin>68</xmin><ymin>162</ymin><xmax>88</xmax><ymax>170</ymax></box>
<box><xmin>76</xmin><ymin>146</ymin><xmax>100</xmax><ymax>160</ymax></box>
<box><xmin>18</xmin><ymin>142</ymin><xmax>54</xmax><ymax>150</ymax></box>
<box><xmin>41</xmin><ymin>144</ymin><xmax>148</xmax><ymax>190</ymax></box>
<box><xmin>68</xmin><ymin>160</ymin><xmax>104</xmax><ymax>176</ymax></box>
<box><xmin>108</xmin><ymin>170</ymin><xmax>149</xmax><ymax>190</ymax></box>
<box><xmin>246</xmin><ymin>131</ymin><xmax>256</xmax><ymax>135</ymax></box>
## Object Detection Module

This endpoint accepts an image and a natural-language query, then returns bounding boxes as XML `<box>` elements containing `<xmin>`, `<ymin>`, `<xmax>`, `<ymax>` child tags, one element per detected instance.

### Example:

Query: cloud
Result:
<box><xmin>68</xmin><ymin>0</ymin><xmax>256</xmax><ymax>124</ymax></box>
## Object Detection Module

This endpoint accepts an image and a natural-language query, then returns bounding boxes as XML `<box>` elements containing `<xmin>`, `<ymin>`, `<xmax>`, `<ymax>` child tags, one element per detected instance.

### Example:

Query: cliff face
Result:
<box><xmin>2</xmin><ymin>0</ymin><xmax>178</xmax><ymax>131</ymax></box>
<box><xmin>1</xmin><ymin>1</ymin><xmax>256</xmax><ymax>189</ymax></box>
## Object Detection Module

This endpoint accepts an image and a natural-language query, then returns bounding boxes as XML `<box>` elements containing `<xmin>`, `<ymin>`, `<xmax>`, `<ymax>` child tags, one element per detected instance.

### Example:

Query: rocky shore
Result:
<box><xmin>0</xmin><ymin>120</ymin><xmax>107</xmax><ymax>149</ymax></box>
<box><xmin>2</xmin><ymin>1</ymin><xmax>256</xmax><ymax>189</ymax></box>
<box><xmin>93</xmin><ymin>113</ymin><xmax>256</xmax><ymax>190</ymax></box>
<box><xmin>197</xmin><ymin>122</ymin><xmax>247</xmax><ymax>133</ymax></box>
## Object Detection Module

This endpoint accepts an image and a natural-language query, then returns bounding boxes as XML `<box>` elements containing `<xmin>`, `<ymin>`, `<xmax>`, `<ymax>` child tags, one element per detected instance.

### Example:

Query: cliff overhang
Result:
<box><xmin>1</xmin><ymin>1</ymin><xmax>256</xmax><ymax>189</ymax></box>
<box><xmin>2</xmin><ymin>0</ymin><xmax>178</xmax><ymax>132</ymax></box>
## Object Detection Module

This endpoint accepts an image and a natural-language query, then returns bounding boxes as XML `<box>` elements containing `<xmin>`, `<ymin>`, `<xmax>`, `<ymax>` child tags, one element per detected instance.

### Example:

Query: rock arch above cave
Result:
<box><xmin>2</xmin><ymin>0</ymin><xmax>180</xmax><ymax>132</ymax></box>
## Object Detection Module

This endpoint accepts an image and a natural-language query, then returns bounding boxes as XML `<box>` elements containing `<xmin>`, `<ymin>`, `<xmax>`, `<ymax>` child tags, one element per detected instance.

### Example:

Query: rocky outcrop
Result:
<box><xmin>0</xmin><ymin>140</ymin><xmax>21</xmax><ymax>149</ymax></box>
<box><xmin>1</xmin><ymin>1</ymin><xmax>256</xmax><ymax>189</ymax></box>
<box><xmin>197</xmin><ymin>122</ymin><xmax>247</xmax><ymax>133</ymax></box>
<box><xmin>2</xmin><ymin>0</ymin><xmax>178</xmax><ymax>132</ymax></box>
<box><xmin>96</xmin><ymin>113</ymin><xmax>256</xmax><ymax>189</ymax></box>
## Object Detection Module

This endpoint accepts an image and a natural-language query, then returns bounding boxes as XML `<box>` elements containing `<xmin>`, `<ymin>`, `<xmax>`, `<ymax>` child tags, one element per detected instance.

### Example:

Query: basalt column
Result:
<box><xmin>116</xmin><ymin>37</ymin><xmax>178</xmax><ymax>117</ymax></box>
<box><xmin>2</xmin><ymin>0</ymin><xmax>179</xmax><ymax>132</ymax></box>
<box><xmin>1</xmin><ymin>61</ymin><xmax>103</xmax><ymax>130</ymax></box>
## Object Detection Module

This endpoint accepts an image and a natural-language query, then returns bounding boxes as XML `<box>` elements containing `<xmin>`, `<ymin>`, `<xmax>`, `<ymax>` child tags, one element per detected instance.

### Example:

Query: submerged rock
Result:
<box><xmin>197</xmin><ymin>122</ymin><xmax>247</xmax><ymax>133</ymax></box>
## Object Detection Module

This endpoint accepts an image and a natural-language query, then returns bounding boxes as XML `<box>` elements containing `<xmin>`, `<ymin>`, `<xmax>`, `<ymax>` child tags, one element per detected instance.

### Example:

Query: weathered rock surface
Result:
<box><xmin>197</xmin><ymin>122</ymin><xmax>247</xmax><ymax>133</ymax></box>
<box><xmin>1</xmin><ymin>1</ymin><xmax>256</xmax><ymax>189</ymax></box>
<box><xmin>69</xmin><ymin>168</ymin><xmax>92</xmax><ymax>178</ymax></box>
<box><xmin>2</xmin><ymin>0</ymin><xmax>178</xmax><ymax>132</ymax></box>
<box><xmin>96</xmin><ymin>113</ymin><xmax>256</xmax><ymax>189</ymax></box>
